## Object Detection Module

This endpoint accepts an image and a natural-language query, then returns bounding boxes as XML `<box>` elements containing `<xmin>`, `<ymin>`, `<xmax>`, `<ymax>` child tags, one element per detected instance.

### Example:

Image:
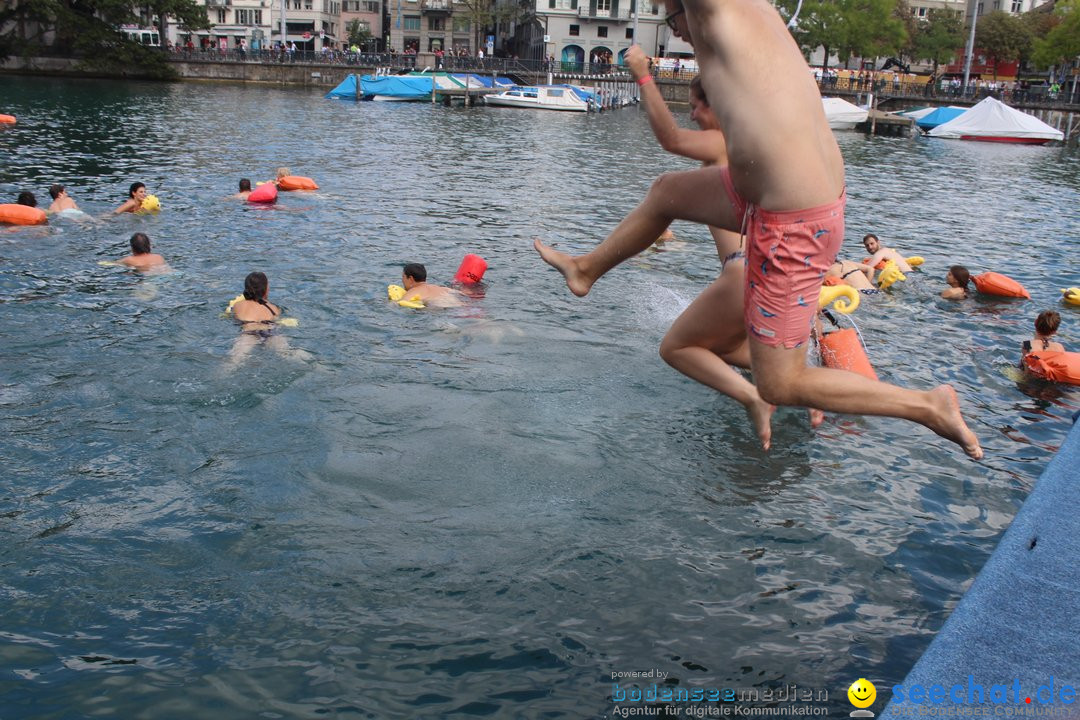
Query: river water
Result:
<box><xmin>1</xmin><ymin>76</ymin><xmax>1078</xmax><ymax>718</ymax></box>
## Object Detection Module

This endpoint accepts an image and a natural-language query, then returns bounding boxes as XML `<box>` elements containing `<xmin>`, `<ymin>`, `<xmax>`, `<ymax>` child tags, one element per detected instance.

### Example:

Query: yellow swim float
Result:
<box><xmin>388</xmin><ymin>284</ymin><xmax>425</xmax><ymax>309</ymax></box>
<box><xmin>1062</xmin><ymin>288</ymin><xmax>1080</xmax><ymax>307</ymax></box>
<box><xmin>877</xmin><ymin>261</ymin><xmax>907</xmax><ymax>290</ymax></box>
<box><xmin>906</xmin><ymin>256</ymin><xmax>925</xmax><ymax>268</ymax></box>
<box><xmin>818</xmin><ymin>284</ymin><xmax>860</xmax><ymax>314</ymax></box>
<box><xmin>137</xmin><ymin>194</ymin><xmax>161</xmax><ymax>214</ymax></box>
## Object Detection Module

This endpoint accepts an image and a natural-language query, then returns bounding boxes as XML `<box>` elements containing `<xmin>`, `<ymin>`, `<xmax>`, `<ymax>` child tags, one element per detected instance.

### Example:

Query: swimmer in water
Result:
<box><xmin>862</xmin><ymin>233</ymin><xmax>913</xmax><ymax>273</ymax></box>
<box><xmin>941</xmin><ymin>265</ymin><xmax>970</xmax><ymax>300</ymax></box>
<box><xmin>118</xmin><ymin>232</ymin><xmax>168</xmax><ymax>271</ymax></box>
<box><xmin>234</xmin><ymin>179</ymin><xmax>252</xmax><ymax>200</ymax></box>
<box><xmin>47</xmin><ymin>184</ymin><xmax>81</xmax><ymax>214</ymax></box>
<box><xmin>825</xmin><ymin>259</ymin><xmax>876</xmax><ymax>291</ymax></box>
<box><xmin>1021</xmin><ymin>310</ymin><xmax>1066</xmax><ymax>359</ymax></box>
<box><xmin>400</xmin><ymin>263</ymin><xmax>463</xmax><ymax>308</ymax></box>
<box><xmin>227</xmin><ymin>271</ymin><xmax>303</xmax><ymax>365</ymax></box>
<box><xmin>114</xmin><ymin>182</ymin><xmax>147</xmax><ymax>214</ymax></box>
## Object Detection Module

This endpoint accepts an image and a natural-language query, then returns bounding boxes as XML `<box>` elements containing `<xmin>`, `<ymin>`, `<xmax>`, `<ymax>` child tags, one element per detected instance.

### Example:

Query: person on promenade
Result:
<box><xmin>47</xmin><ymin>184</ymin><xmax>81</xmax><ymax>214</ymax></box>
<box><xmin>234</xmin><ymin>179</ymin><xmax>252</xmax><ymax>200</ymax></box>
<box><xmin>1021</xmin><ymin>310</ymin><xmax>1065</xmax><ymax>358</ymax></box>
<box><xmin>862</xmin><ymin>233</ymin><xmax>913</xmax><ymax>273</ymax></box>
<box><xmin>400</xmin><ymin>263</ymin><xmax>463</xmax><ymax>308</ymax></box>
<box><xmin>941</xmin><ymin>265</ymin><xmax>970</xmax><ymax>300</ymax></box>
<box><xmin>114</xmin><ymin>182</ymin><xmax>147</xmax><ymax>214</ymax></box>
<box><xmin>534</xmin><ymin>0</ymin><xmax>981</xmax><ymax>459</ymax></box>
<box><xmin>118</xmin><ymin>232</ymin><xmax>168</xmax><ymax>271</ymax></box>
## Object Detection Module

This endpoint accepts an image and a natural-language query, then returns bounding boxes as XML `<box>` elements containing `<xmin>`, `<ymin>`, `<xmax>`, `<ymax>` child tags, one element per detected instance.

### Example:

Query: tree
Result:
<box><xmin>346</xmin><ymin>18</ymin><xmax>373</xmax><ymax>49</ymax></box>
<box><xmin>0</xmin><ymin>0</ymin><xmax>208</xmax><ymax>78</ymax></box>
<box><xmin>912</xmin><ymin>7</ymin><xmax>964</xmax><ymax>76</ymax></box>
<box><xmin>1031</xmin><ymin>0</ymin><xmax>1080</xmax><ymax>71</ymax></box>
<box><xmin>778</xmin><ymin>0</ymin><xmax>906</xmax><ymax>70</ymax></box>
<box><xmin>457</xmin><ymin>0</ymin><xmax>525</xmax><ymax>55</ymax></box>
<box><xmin>974</xmin><ymin>10</ymin><xmax>1032</xmax><ymax>79</ymax></box>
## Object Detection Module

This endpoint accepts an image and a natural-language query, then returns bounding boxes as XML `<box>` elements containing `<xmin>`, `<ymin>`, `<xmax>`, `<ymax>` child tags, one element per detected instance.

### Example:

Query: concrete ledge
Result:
<box><xmin>880</xmin><ymin>416</ymin><xmax>1080</xmax><ymax>718</ymax></box>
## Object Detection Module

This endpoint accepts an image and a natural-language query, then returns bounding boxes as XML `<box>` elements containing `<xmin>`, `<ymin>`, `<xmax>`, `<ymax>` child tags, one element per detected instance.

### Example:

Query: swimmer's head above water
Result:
<box><xmin>239</xmin><ymin>178</ymin><xmax>252</xmax><ymax>192</ymax></box>
<box><xmin>130</xmin><ymin>232</ymin><xmax>152</xmax><ymax>255</ymax></box>
<box><xmin>402</xmin><ymin>263</ymin><xmax>427</xmax><ymax>288</ymax></box>
<box><xmin>244</xmin><ymin>271</ymin><xmax>270</xmax><ymax>301</ymax></box>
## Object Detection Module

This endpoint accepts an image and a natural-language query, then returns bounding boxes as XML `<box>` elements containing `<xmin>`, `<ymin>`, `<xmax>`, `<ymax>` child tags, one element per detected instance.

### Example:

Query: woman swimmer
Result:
<box><xmin>1022</xmin><ymin>310</ymin><xmax>1066</xmax><ymax>358</ymax></box>
<box><xmin>114</xmin><ymin>182</ymin><xmax>147</xmax><ymax>214</ymax></box>
<box><xmin>941</xmin><ymin>265</ymin><xmax>970</xmax><ymax>300</ymax></box>
<box><xmin>227</xmin><ymin>272</ymin><xmax>303</xmax><ymax>366</ymax></box>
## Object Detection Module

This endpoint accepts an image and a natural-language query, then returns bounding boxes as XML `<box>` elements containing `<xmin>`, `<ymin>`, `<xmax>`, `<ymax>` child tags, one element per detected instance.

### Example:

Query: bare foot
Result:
<box><xmin>746</xmin><ymin>400</ymin><xmax>776</xmax><ymax>451</ymax></box>
<box><xmin>808</xmin><ymin>407</ymin><xmax>825</xmax><ymax>428</ymax></box>
<box><xmin>533</xmin><ymin>238</ymin><xmax>593</xmax><ymax>297</ymax></box>
<box><xmin>926</xmin><ymin>385</ymin><xmax>983</xmax><ymax>459</ymax></box>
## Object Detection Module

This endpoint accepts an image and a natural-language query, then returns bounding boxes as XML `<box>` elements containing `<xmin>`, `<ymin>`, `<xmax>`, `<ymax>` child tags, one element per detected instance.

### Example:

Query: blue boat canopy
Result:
<box><xmin>916</xmin><ymin>106</ymin><xmax>968</xmax><ymax>130</ymax></box>
<box><xmin>359</xmin><ymin>75</ymin><xmax>434</xmax><ymax>99</ymax></box>
<box><xmin>325</xmin><ymin>74</ymin><xmax>358</xmax><ymax>100</ymax></box>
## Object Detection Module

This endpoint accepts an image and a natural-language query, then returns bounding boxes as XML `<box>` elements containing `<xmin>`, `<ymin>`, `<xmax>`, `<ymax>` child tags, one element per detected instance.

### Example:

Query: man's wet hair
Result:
<box><xmin>49</xmin><ymin>184</ymin><xmax>65</xmax><ymax>200</ymax></box>
<box><xmin>403</xmin><ymin>263</ymin><xmax>427</xmax><ymax>282</ymax></box>
<box><xmin>239</xmin><ymin>178</ymin><xmax>252</xmax><ymax>192</ymax></box>
<box><xmin>16</xmin><ymin>191</ymin><xmax>37</xmax><ymax>207</ymax></box>
<box><xmin>130</xmin><ymin>232</ymin><xmax>151</xmax><ymax>255</ymax></box>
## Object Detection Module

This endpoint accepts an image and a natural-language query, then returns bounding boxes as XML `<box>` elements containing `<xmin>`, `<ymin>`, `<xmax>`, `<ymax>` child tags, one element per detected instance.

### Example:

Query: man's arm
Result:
<box><xmin>625</xmin><ymin>45</ymin><xmax>726</xmax><ymax>164</ymax></box>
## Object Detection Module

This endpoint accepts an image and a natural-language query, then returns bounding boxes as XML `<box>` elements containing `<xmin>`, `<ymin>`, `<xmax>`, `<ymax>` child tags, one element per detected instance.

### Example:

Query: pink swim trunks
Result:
<box><xmin>720</xmin><ymin>167</ymin><xmax>845</xmax><ymax>349</ymax></box>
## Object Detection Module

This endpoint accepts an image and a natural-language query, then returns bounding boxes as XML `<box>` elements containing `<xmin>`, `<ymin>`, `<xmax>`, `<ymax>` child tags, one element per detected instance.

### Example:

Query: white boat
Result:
<box><xmin>927</xmin><ymin>96</ymin><xmax>1064</xmax><ymax>145</ymax></box>
<box><xmin>822</xmin><ymin>97</ymin><xmax>869</xmax><ymax>130</ymax></box>
<box><xmin>484</xmin><ymin>85</ymin><xmax>591</xmax><ymax>112</ymax></box>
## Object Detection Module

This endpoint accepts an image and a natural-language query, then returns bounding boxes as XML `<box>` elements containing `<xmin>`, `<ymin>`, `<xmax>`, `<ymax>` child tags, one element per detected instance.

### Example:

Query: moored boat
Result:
<box><xmin>484</xmin><ymin>85</ymin><xmax>594</xmax><ymax>112</ymax></box>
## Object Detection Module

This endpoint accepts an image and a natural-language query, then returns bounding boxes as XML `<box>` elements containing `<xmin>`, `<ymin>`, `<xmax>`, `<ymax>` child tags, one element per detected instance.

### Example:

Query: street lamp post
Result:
<box><xmin>962</xmin><ymin>0</ymin><xmax>979</xmax><ymax>96</ymax></box>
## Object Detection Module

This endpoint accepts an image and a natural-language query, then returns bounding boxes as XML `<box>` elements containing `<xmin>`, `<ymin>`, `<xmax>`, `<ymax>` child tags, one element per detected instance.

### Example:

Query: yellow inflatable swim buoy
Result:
<box><xmin>877</xmin><ymin>260</ymin><xmax>907</xmax><ymax>290</ymax></box>
<box><xmin>137</xmin><ymin>195</ymin><xmax>161</xmax><ymax>214</ymax></box>
<box><xmin>224</xmin><ymin>294</ymin><xmax>299</xmax><ymax>325</ymax></box>
<box><xmin>818</xmin><ymin>284</ymin><xmax>860</xmax><ymax>314</ymax></box>
<box><xmin>1062</xmin><ymin>287</ymin><xmax>1080</xmax><ymax>307</ymax></box>
<box><xmin>906</xmin><ymin>256</ymin><xmax>925</xmax><ymax>268</ymax></box>
<box><xmin>388</xmin><ymin>284</ymin><xmax>425</xmax><ymax>309</ymax></box>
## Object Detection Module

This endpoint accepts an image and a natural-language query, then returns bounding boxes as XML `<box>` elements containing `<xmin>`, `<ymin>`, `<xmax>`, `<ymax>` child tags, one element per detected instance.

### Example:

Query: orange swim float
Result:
<box><xmin>247</xmin><ymin>182</ymin><xmax>278</xmax><ymax>203</ymax></box>
<box><xmin>1023</xmin><ymin>351</ymin><xmax>1080</xmax><ymax>386</ymax></box>
<box><xmin>819</xmin><ymin>327</ymin><xmax>878</xmax><ymax>381</ymax></box>
<box><xmin>277</xmin><ymin>175</ymin><xmax>319</xmax><ymax>191</ymax></box>
<box><xmin>0</xmin><ymin>204</ymin><xmax>47</xmax><ymax>225</ymax></box>
<box><xmin>0</xmin><ymin>114</ymin><xmax>16</xmax><ymax>125</ymax></box>
<box><xmin>973</xmin><ymin>272</ymin><xmax>1030</xmax><ymax>299</ymax></box>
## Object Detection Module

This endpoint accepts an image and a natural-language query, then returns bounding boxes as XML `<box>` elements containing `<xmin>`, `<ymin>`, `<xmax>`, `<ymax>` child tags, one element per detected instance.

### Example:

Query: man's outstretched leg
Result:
<box><xmin>749</xmin><ymin>340</ymin><xmax>982</xmax><ymax>459</ymax></box>
<box><xmin>534</xmin><ymin>166</ymin><xmax>740</xmax><ymax>297</ymax></box>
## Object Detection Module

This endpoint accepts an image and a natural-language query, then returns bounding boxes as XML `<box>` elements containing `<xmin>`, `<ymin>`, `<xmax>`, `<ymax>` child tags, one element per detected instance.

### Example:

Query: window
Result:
<box><xmin>305</xmin><ymin>1</ymin><xmax>313</xmax><ymax>9</ymax></box>
<box><xmin>292</xmin><ymin>1</ymin><xmax>300</xmax><ymax>9</ymax></box>
<box><xmin>403</xmin><ymin>15</ymin><xmax>421</xmax><ymax>30</ymax></box>
<box><xmin>364</xmin><ymin>0</ymin><xmax>379</xmax><ymax>11</ymax></box>
<box><xmin>551</xmin><ymin>0</ymin><xmax>574</xmax><ymax>8</ymax></box>
<box><xmin>569</xmin><ymin>24</ymin><xmax>579</xmax><ymax>36</ymax></box>
<box><xmin>597</xmin><ymin>25</ymin><xmax>608</xmax><ymax>37</ymax></box>
<box><xmin>597</xmin><ymin>0</ymin><xmax>611</xmax><ymax>10</ymax></box>
<box><xmin>453</xmin><ymin>16</ymin><xmax>469</xmax><ymax>32</ymax></box>
<box><xmin>917</xmin><ymin>6</ymin><xmax>926</xmax><ymax>16</ymax></box>
<box><xmin>216</xmin><ymin>9</ymin><xmax>226</xmax><ymax>23</ymax></box>
<box><xmin>1011</xmin><ymin>0</ymin><xmax>1022</xmax><ymax>10</ymax></box>
<box><xmin>429</xmin><ymin>16</ymin><xmax>445</xmax><ymax>30</ymax></box>
<box><xmin>625</xmin><ymin>27</ymin><xmax>633</xmax><ymax>39</ymax></box>
<box><xmin>429</xmin><ymin>37</ymin><xmax>443</xmax><ymax>51</ymax></box>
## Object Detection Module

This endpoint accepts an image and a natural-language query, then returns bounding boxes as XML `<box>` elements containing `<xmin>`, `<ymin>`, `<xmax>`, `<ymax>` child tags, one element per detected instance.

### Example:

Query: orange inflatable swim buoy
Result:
<box><xmin>1023</xmin><ymin>351</ymin><xmax>1080</xmax><ymax>386</ymax></box>
<box><xmin>973</xmin><ymin>271</ymin><xmax>1030</xmax><ymax>299</ymax></box>
<box><xmin>0</xmin><ymin>114</ymin><xmax>16</xmax><ymax>125</ymax></box>
<box><xmin>453</xmin><ymin>254</ymin><xmax>487</xmax><ymax>284</ymax></box>
<box><xmin>277</xmin><ymin>175</ymin><xmax>318</xmax><ymax>191</ymax></box>
<box><xmin>247</xmin><ymin>182</ymin><xmax>278</xmax><ymax>203</ymax></box>
<box><xmin>819</xmin><ymin>327</ymin><xmax>878</xmax><ymax>381</ymax></box>
<box><xmin>0</xmin><ymin>204</ymin><xmax>47</xmax><ymax>225</ymax></box>
<box><xmin>862</xmin><ymin>257</ymin><xmax>888</xmax><ymax>271</ymax></box>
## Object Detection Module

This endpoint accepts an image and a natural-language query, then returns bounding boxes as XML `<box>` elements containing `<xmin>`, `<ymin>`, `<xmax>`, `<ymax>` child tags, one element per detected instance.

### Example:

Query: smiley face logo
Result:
<box><xmin>848</xmin><ymin>678</ymin><xmax>877</xmax><ymax>709</ymax></box>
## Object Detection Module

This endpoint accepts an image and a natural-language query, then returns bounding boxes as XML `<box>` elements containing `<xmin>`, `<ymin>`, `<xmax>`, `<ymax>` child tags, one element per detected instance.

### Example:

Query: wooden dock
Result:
<box><xmin>857</xmin><ymin>109</ymin><xmax>914</xmax><ymax>137</ymax></box>
<box><xmin>432</xmin><ymin>87</ymin><xmax>498</xmax><ymax>107</ymax></box>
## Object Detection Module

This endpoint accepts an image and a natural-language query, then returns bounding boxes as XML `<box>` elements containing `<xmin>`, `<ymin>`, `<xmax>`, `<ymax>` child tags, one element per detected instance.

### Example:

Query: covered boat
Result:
<box><xmin>325</xmin><ymin>74</ymin><xmax>358</xmax><ymax>100</ymax></box>
<box><xmin>484</xmin><ymin>85</ymin><xmax>594</xmax><ymax>112</ymax></box>
<box><xmin>359</xmin><ymin>75</ymin><xmax>434</xmax><ymax>101</ymax></box>
<box><xmin>927</xmin><ymin>96</ymin><xmax>1064</xmax><ymax>144</ymax></box>
<box><xmin>822</xmin><ymin>97</ymin><xmax>868</xmax><ymax>130</ymax></box>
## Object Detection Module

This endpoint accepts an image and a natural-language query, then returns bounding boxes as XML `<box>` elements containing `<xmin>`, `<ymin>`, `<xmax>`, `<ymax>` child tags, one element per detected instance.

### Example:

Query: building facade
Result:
<box><xmin>177</xmin><ymin>0</ymin><xmax>341</xmax><ymax>52</ymax></box>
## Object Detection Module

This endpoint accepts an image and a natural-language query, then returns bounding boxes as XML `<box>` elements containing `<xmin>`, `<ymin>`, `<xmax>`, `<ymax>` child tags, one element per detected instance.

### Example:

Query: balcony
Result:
<box><xmin>206</xmin><ymin>0</ymin><xmax>231</xmax><ymax>6</ymax></box>
<box><xmin>422</xmin><ymin>0</ymin><xmax>451</xmax><ymax>13</ymax></box>
<box><xmin>577</xmin><ymin>5</ymin><xmax>632</xmax><ymax>21</ymax></box>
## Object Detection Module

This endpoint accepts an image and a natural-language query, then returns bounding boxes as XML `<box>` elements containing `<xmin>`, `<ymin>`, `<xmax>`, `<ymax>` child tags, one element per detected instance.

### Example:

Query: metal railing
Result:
<box><xmin>815</xmin><ymin>75</ymin><xmax>1080</xmax><ymax>109</ymax></box>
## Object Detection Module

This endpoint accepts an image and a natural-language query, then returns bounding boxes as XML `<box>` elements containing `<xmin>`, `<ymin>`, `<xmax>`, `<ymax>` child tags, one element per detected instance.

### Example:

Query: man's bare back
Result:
<box><xmin>682</xmin><ymin>0</ymin><xmax>844</xmax><ymax>212</ymax></box>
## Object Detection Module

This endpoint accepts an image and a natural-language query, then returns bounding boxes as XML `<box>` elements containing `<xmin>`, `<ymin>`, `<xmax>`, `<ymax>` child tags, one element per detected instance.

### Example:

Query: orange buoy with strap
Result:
<box><xmin>1023</xmin><ymin>351</ymin><xmax>1080</xmax><ymax>386</ymax></box>
<box><xmin>0</xmin><ymin>204</ymin><xmax>47</xmax><ymax>225</ymax></box>
<box><xmin>862</xmin><ymin>257</ymin><xmax>888</xmax><ymax>271</ymax></box>
<box><xmin>0</xmin><ymin>114</ymin><xmax>16</xmax><ymax>125</ymax></box>
<box><xmin>453</xmin><ymin>254</ymin><xmax>487</xmax><ymax>284</ymax></box>
<box><xmin>819</xmin><ymin>327</ymin><xmax>878</xmax><ymax>381</ymax></box>
<box><xmin>277</xmin><ymin>175</ymin><xmax>318</xmax><ymax>191</ymax></box>
<box><xmin>247</xmin><ymin>182</ymin><xmax>278</xmax><ymax>203</ymax></box>
<box><xmin>973</xmin><ymin>271</ymin><xmax>1030</xmax><ymax>299</ymax></box>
